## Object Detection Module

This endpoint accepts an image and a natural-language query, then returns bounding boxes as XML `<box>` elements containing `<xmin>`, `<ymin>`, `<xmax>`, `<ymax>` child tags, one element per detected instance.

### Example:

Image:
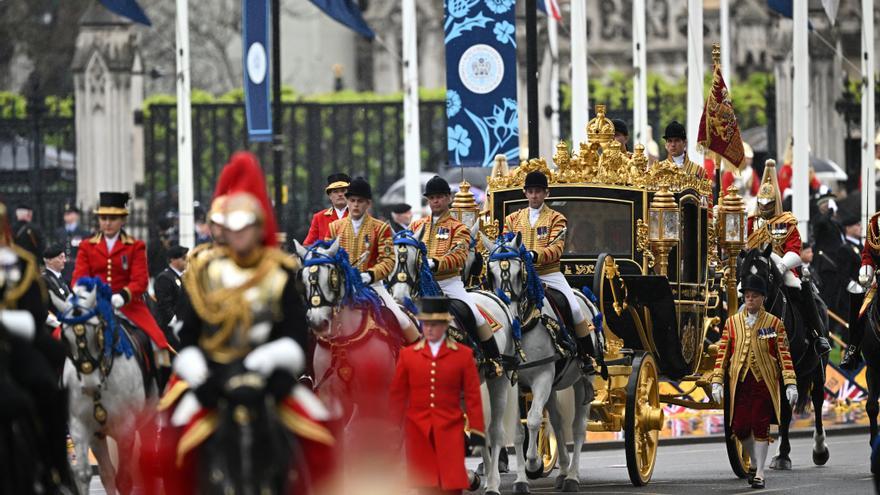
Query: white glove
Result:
<box><xmin>171</xmin><ymin>391</ymin><xmax>201</xmax><ymax>427</ymax></box>
<box><xmin>0</xmin><ymin>310</ymin><xmax>35</xmax><ymax>341</ymax></box>
<box><xmin>243</xmin><ymin>337</ymin><xmax>305</xmax><ymax>378</ymax></box>
<box><xmin>427</xmin><ymin>258</ymin><xmax>436</xmax><ymax>270</ymax></box>
<box><xmin>360</xmin><ymin>272</ymin><xmax>372</xmax><ymax>284</ymax></box>
<box><xmin>711</xmin><ymin>383</ymin><xmax>723</xmax><ymax>404</ymax></box>
<box><xmin>827</xmin><ymin>198</ymin><xmax>838</xmax><ymax>213</ymax></box>
<box><xmin>786</xmin><ymin>384</ymin><xmax>798</xmax><ymax>408</ymax></box>
<box><xmin>778</xmin><ymin>251</ymin><xmax>802</xmax><ymax>273</ymax></box>
<box><xmin>173</xmin><ymin>347</ymin><xmax>209</xmax><ymax>388</ymax></box>
<box><xmin>46</xmin><ymin>312</ymin><xmax>61</xmax><ymax>328</ymax></box>
<box><xmin>111</xmin><ymin>293</ymin><xmax>125</xmax><ymax>309</ymax></box>
<box><xmin>859</xmin><ymin>265</ymin><xmax>874</xmax><ymax>287</ymax></box>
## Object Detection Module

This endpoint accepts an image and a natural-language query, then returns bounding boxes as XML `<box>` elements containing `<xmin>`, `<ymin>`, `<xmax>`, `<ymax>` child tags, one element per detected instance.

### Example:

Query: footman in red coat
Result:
<box><xmin>390</xmin><ymin>296</ymin><xmax>485</xmax><ymax>494</ymax></box>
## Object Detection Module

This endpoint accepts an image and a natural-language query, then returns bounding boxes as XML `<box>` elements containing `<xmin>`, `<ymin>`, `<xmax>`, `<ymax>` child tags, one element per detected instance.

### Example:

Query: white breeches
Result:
<box><xmin>437</xmin><ymin>277</ymin><xmax>487</xmax><ymax>327</ymax></box>
<box><xmin>372</xmin><ymin>282</ymin><xmax>413</xmax><ymax>329</ymax></box>
<box><xmin>540</xmin><ymin>271</ymin><xmax>586</xmax><ymax>324</ymax></box>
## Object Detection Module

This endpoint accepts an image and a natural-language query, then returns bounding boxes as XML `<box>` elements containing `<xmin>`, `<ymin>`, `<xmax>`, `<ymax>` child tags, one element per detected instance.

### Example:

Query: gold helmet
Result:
<box><xmin>756</xmin><ymin>159</ymin><xmax>782</xmax><ymax>219</ymax></box>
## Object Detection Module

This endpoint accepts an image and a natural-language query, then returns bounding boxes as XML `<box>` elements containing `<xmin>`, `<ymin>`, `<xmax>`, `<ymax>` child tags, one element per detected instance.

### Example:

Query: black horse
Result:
<box><xmin>196</xmin><ymin>364</ymin><xmax>306</xmax><ymax>495</ymax></box>
<box><xmin>738</xmin><ymin>246</ymin><xmax>830</xmax><ymax>469</ymax></box>
<box><xmin>859</xmin><ymin>280</ymin><xmax>880</xmax><ymax>474</ymax></box>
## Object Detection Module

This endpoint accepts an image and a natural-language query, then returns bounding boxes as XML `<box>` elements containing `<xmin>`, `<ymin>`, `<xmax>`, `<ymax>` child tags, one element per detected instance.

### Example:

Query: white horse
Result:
<box><xmin>482</xmin><ymin>232</ymin><xmax>598</xmax><ymax>494</ymax></box>
<box><xmin>52</xmin><ymin>280</ymin><xmax>156</xmax><ymax>495</ymax></box>
<box><xmin>386</xmin><ymin>226</ymin><xmax>516</xmax><ymax>495</ymax></box>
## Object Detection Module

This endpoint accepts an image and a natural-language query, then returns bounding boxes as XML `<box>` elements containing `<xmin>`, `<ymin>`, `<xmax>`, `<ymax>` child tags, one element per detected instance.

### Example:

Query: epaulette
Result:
<box><xmin>322</xmin><ymin>207</ymin><xmax>334</xmax><ymax>217</ymax></box>
<box><xmin>445</xmin><ymin>336</ymin><xmax>458</xmax><ymax>350</ymax></box>
<box><xmin>3</xmin><ymin>244</ymin><xmax>38</xmax><ymax>306</ymax></box>
<box><xmin>89</xmin><ymin>232</ymin><xmax>103</xmax><ymax>244</ymax></box>
<box><xmin>121</xmin><ymin>231</ymin><xmax>135</xmax><ymax>244</ymax></box>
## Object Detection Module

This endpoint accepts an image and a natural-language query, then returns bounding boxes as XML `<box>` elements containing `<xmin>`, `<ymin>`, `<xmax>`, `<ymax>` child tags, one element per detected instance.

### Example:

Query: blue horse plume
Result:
<box><xmin>58</xmin><ymin>277</ymin><xmax>134</xmax><ymax>359</ymax></box>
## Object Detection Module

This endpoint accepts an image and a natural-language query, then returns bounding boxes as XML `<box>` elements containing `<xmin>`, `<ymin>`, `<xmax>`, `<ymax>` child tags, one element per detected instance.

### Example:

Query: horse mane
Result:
<box><xmin>391</xmin><ymin>229</ymin><xmax>441</xmax><ymax>297</ymax></box>
<box><xmin>303</xmin><ymin>241</ymin><xmax>385</xmax><ymax>319</ymax></box>
<box><xmin>60</xmin><ymin>277</ymin><xmax>134</xmax><ymax>358</ymax></box>
<box><xmin>491</xmin><ymin>233</ymin><xmax>545</xmax><ymax>310</ymax></box>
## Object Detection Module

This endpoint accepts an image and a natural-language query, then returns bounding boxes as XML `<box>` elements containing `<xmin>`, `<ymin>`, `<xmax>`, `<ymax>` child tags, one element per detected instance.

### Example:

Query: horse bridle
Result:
<box><xmin>488</xmin><ymin>243</ymin><xmax>527</xmax><ymax>303</ymax></box>
<box><xmin>390</xmin><ymin>230</ymin><xmax>424</xmax><ymax>297</ymax></box>
<box><xmin>302</xmin><ymin>251</ymin><xmax>342</xmax><ymax>311</ymax></box>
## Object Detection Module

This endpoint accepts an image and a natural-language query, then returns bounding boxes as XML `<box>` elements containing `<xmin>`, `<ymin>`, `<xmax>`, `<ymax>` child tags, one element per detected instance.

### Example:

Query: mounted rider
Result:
<box><xmin>841</xmin><ymin>208</ymin><xmax>880</xmax><ymax>369</ymax></box>
<box><xmin>72</xmin><ymin>192</ymin><xmax>173</xmax><ymax>361</ymax></box>
<box><xmin>325</xmin><ymin>177</ymin><xmax>421</xmax><ymax>345</ymax></box>
<box><xmin>304</xmin><ymin>172</ymin><xmax>350</xmax><ymax>246</ymax></box>
<box><xmin>0</xmin><ymin>200</ymin><xmax>73</xmax><ymax>491</ymax></box>
<box><xmin>411</xmin><ymin>176</ymin><xmax>504</xmax><ymax>376</ymax></box>
<box><xmin>502</xmin><ymin>171</ymin><xmax>597</xmax><ymax>370</ymax></box>
<box><xmin>745</xmin><ymin>160</ymin><xmax>831</xmax><ymax>356</ymax></box>
<box><xmin>162</xmin><ymin>152</ymin><xmax>334</xmax><ymax>494</ymax></box>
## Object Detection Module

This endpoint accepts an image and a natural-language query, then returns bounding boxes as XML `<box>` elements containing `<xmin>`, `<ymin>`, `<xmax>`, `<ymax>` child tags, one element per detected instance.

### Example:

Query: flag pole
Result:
<box><xmin>570</xmin><ymin>0</ymin><xmax>589</xmax><ymax>149</ymax></box>
<box><xmin>526</xmin><ymin>0</ymin><xmax>539</xmax><ymax>159</ymax></box>
<box><xmin>686</xmin><ymin>0</ymin><xmax>704</xmax><ymax>164</ymax></box>
<box><xmin>547</xmin><ymin>6</ymin><xmax>560</xmax><ymax>149</ymax></box>
<box><xmin>271</xmin><ymin>0</ymin><xmax>283</xmax><ymax>230</ymax></box>
<box><xmin>792</xmin><ymin>0</ymin><xmax>810</xmax><ymax>237</ymax></box>
<box><xmin>402</xmin><ymin>0</ymin><xmax>421</xmax><ymax>215</ymax></box>
<box><xmin>711</xmin><ymin>45</ymin><xmax>721</xmax><ymax>204</ymax></box>
<box><xmin>632</xmin><ymin>0</ymin><xmax>648</xmax><ymax>148</ymax></box>
<box><xmin>861</xmin><ymin>0</ymin><xmax>876</xmax><ymax>231</ymax></box>
<box><xmin>175</xmin><ymin>0</ymin><xmax>194</xmax><ymax>248</ymax></box>
<box><xmin>720</xmin><ymin>0</ymin><xmax>731</xmax><ymax>89</ymax></box>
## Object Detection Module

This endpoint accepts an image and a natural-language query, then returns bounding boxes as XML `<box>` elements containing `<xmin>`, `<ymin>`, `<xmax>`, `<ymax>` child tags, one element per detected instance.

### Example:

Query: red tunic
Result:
<box><xmin>303</xmin><ymin>207</ymin><xmax>347</xmax><ymax>246</ymax></box>
<box><xmin>389</xmin><ymin>338</ymin><xmax>485</xmax><ymax>490</ymax></box>
<box><xmin>721</xmin><ymin>168</ymin><xmax>760</xmax><ymax>197</ymax></box>
<box><xmin>72</xmin><ymin>232</ymin><xmax>169</xmax><ymax>349</ymax></box>
<box><xmin>746</xmin><ymin>214</ymin><xmax>801</xmax><ymax>278</ymax></box>
<box><xmin>861</xmin><ymin>212</ymin><xmax>880</xmax><ymax>268</ymax></box>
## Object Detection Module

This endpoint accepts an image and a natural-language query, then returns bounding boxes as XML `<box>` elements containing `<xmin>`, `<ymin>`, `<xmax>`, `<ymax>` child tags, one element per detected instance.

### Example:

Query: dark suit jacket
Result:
<box><xmin>54</xmin><ymin>224</ymin><xmax>92</xmax><ymax>283</ymax></box>
<box><xmin>153</xmin><ymin>266</ymin><xmax>183</xmax><ymax>330</ymax></box>
<box><xmin>13</xmin><ymin>220</ymin><xmax>44</xmax><ymax>261</ymax></box>
<box><xmin>42</xmin><ymin>269</ymin><xmax>71</xmax><ymax>317</ymax></box>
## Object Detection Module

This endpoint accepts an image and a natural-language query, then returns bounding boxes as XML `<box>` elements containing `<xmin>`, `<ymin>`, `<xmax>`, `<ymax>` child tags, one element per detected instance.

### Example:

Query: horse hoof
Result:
<box><xmin>476</xmin><ymin>462</ymin><xmax>484</xmax><ymax>476</ymax></box>
<box><xmin>769</xmin><ymin>455</ymin><xmax>792</xmax><ymax>470</ymax></box>
<box><xmin>513</xmin><ymin>481</ymin><xmax>531</xmax><ymax>494</ymax></box>
<box><xmin>468</xmin><ymin>472</ymin><xmax>481</xmax><ymax>492</ymax></box>
<box><xmin>555</xmin><ymin>474</ymin><xmax>566</xmax><ymax>489</ymax></box>
<box><xmin>812</xmin><ymin>447</ymin><xmax>830</xmax><ymax>466</ymax></box>
<box><xmin>563</xmin><ymin>478</ymin><xmax>580</xmax><ymax>492</ymax></box>
<box><xmin>525</xmin><ymin>464</ymin><xmax>543</xmax><ymax>480</ymax></box>
<box><xmin>486</xmin><ymin>491</ymin><xmax>501</xmax><ymax>495</ymax></box>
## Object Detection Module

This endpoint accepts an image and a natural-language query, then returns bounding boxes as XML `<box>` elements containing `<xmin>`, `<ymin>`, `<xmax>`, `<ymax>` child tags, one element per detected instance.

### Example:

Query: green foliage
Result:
<box><xmin>0</xmin><ymin>92</ymin><xmax>73</xmax><ymax>118</ymax></box>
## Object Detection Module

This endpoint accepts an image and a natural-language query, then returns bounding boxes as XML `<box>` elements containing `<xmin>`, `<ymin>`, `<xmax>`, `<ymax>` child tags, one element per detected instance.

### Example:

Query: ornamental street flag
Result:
<box><xmin>243</xmin><ymin>0</ymin><xmax>271</xmax><ymax>142</ymax></box>
<box><xmin>97</xmin><ymin>0</ymin><xmax>151</xmax><ymax>26</ymax></box>
<box><xmin>697</xmin><ymin>60</ymin><xmax>745</xmax><ymax>170</ymax></box>
<box><xmin>537</xmin><ymin>0</ymin><xmax>562</xmax><ymax>21</ymax></box>
<box><xmin>309</xmin><ymin>0</ymin><xmax>375</xmax><ymax>39</ymax></box>
<box><xmin>445</xmin><ymin>0</ymin><xmax>519</xmax><ymax>167</ymax></box>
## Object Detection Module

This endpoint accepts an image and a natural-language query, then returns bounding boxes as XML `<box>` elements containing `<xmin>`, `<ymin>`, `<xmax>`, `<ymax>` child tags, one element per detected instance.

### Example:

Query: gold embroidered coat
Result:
<box><xmin>502</xmin><ymin>205</ymin><xmax>566</xmax><ymax>275</ymax></box>
<box><xmin>711</xmin><ymin>309</ymin><xmax>797</xmax><ymax>424</ymax></box>
<box><xmin>410</xmin><ymin>212</ymin><xmax>470</xmax><ymax>281</ymax></box>
<box><xmin>327</xmin><ymin>214</ymin><xmax>394</xmax><ymax>283</ymax></box>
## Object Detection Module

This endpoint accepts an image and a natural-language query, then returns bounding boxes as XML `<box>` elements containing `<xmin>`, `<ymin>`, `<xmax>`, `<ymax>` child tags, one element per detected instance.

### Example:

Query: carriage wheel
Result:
<box><xmin>723</xmin><ymin>381</ymin><xmax>750</xmax><ymax>478</ymax></box>
<box><xmin>624</xmin><ymin>352</ymin><xmax>663</xmax><ymax>486</ymax></box>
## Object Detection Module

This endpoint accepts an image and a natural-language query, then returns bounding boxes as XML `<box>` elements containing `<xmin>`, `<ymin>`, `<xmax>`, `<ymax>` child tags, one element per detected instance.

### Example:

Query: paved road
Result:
<box><xmin>90</xmin><ymin>431</ymin><xmax>874</xmax><ymax>494</ymax></box>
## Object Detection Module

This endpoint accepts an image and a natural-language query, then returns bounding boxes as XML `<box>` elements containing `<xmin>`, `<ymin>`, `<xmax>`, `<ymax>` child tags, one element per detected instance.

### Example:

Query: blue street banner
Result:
<box><xmin>445</xmin><ymin>0</ymin><xmax>519</xmax><ymax>167</ymax></box>
<box><xmin>308</xmin><ymin>0</ymin><xmax>375</xmax><ymax>39</ymax></box>
<box><xmin>97</xmin><ymin>0</ymin><xmax>151</xmax><ymax>26</ymax></box>
<box><xmin>243</xmin><ymin>0</ymin><xmax>271</xmax><ymax>142</ymax></box>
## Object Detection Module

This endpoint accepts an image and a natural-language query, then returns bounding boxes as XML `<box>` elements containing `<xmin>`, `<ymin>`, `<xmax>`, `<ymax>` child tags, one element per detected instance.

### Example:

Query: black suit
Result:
<box><xmin>153</xmin><ymin>266</ymin><xmax>183</xmax><ymax>332</ymax></box>
<box><xmin>41</xmin><ymin>269</ymin><xmax>71</xmax><ymax>319</ymax></box>
<box><xmin>13</xmin><ymin>220</ymin><xmax>44</xmax><ymax>261</ymax></box>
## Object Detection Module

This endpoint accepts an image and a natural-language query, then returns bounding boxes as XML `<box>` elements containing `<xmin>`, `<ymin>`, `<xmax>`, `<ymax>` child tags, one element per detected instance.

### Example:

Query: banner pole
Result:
<box><xmin>175</xmin><ymin>0</ymin><xmax>194</xmax><ymax>248</ymax></box>
<box><xmin>271</xmin><ymin>0</ymin><xmax>283</xmax><ymax>227</ymax></box>
<box><xmin>526</xmin><ymin>0</ymin><xmax>539</xmax><ymax>159</ymax></box>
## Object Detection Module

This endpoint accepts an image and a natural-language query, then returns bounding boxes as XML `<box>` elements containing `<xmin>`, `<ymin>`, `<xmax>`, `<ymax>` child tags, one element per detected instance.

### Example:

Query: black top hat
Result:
<box><xmin>391</xmin><ymin>203</ymin><xmax>412</xmax><ymax>214</ymax></box>
<box><xmin>167</xmin><ymin>245</ymin><xmax>189</xmax><ymax>260</ymax></box>
<box><xmin>345</xmin><ymin>177</ymin><xmax>372</xmax><ymax>200</ymax></box>
<box><xmin>840</xmin><ymin>212</ymin><xmax>860</xmax><ymax>227</ymax></box>
<box><xmin>663</xmin><ymin>121</ymin><xmax>687</xmax><ymax>140</ymax></box>
<box><xmin>524</xmin><ymin>171</ymin><xmax>549</xmax><ymax>190</ymax></box>
<box><xmin>15</xmin><ymin>203</ymin><xmax>32</xmax><ymax>212</ymax></box>
<box><xmin>417</xmin><ymin>296</ymin><xmax>453</xmax><ymax>321</ymax></box>
<box><xmin>325</xmin><ymin>173</ymin><xmax>352</xmax><ymax>193</ymax></box>
<box><xmin>424</xmin><ymin>176</ymin><xmax>452</xmax><ymax>197</ymax></box>
<box><xmin>741</xmin><ymin>274</ymin><xmax>767</xmax><ymax>297</ymax></box>
<box><xmin>95</xmin><ymin>192</ymin><xmax>130</xmax><ymax>216</ymax></box>
<box><xmin>612</xmin><ymin>119</ymin><xmax>629</xmax><ymax>136</ymax></box>
<box><xmin>43</xmin><ymin>243</ymin><xmax>64</xmax><ymax>259</ymax></box>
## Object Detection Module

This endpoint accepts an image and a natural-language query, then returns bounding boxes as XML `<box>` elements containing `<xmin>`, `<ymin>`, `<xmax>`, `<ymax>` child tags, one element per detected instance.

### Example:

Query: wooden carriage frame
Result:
<box><xmin>478</xmin><ymin>106</ymin><xmax>751</xmax><ymax>486</ymax></box>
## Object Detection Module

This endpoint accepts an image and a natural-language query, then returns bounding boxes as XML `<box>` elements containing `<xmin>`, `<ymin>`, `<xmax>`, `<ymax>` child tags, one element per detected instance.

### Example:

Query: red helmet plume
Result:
<box><xmin>213</xmin><ymin>151</ymin><xmax>278</xmax><ymax>247</ymax></box>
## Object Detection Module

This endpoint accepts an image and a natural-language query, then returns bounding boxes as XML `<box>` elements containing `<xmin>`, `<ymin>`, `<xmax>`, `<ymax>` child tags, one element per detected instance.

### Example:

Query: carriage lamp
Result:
<box><xmin>451</xmin><ymin>180</ymin><xmax>481</xmax><ymax>229</ymax></box>
<box><xmin>718</xmin><ymin>185</ymin><xmax>747</xmax><ymax>309</ymax></box>
<box><xmin>648</xmin><ymin>185</ymin><xmax>679</xmax><ymax>276</ymax></box>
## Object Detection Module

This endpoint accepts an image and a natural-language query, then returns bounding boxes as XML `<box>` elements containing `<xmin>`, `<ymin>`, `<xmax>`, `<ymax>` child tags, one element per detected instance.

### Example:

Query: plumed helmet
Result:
<box><xmin>213</xmin><ymin>151</ymin><xmax>278</xmax><ymax>246</ymax></box>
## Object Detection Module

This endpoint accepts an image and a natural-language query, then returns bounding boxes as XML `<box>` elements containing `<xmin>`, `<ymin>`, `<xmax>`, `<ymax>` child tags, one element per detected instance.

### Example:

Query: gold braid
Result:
<box><xmin>869</xmin><ymin>214</ymin><xmax>880</xmax><ymax>252</ymax></box>
<box><xmin>1</xmin><ymin>245</ymin><xmax>38</xmax><ymax>309</ymax></box>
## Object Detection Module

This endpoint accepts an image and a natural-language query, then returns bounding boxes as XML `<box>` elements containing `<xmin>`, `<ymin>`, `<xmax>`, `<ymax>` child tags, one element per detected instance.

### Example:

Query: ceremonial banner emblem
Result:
<box><xmin>243</xmin><ymin>0</ymin><xmax>272</xmax><ymax>142</ymax></box>
<box><xmin>697</xmin><ymin>49</ymin><xmax>744</xmax><ymax>169</ymax></box>
<box><xmin>445</xmin><ymin>0</ymin><xmax>519</xmax><ymax>167</ymax></box>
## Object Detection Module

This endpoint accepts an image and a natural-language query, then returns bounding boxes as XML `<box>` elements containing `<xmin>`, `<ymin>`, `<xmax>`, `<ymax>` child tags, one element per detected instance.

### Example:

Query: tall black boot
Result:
<box><xmin>479</xmin><ymin>338</ymin><xmax>503</xmax><ymax>378</ymax></box>
<box><xmin>841</xmin><ymin>292</ymin><xmax>866</xmax><ymax>370</ymax></box>
<box><xmin>576</xmin><ymin>336</ymin><xmax>596</xmax><ymax>374</ymax></box>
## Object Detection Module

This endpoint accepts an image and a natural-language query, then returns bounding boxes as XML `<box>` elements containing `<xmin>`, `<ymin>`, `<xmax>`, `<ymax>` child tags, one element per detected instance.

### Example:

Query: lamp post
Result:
<box><xmin>648</xmin><ymin>185</ymin><xmax>679</xmax><ymax>276</ymax></box>
<box><xmin>450</xmin><ymin>180</ymin><xmax>481</xmax><ymax>229</ymax></box>
<box><xmin>717</xmin><ymin>186</ymin><xmax>747</xmax><ymax>310</ymax></box>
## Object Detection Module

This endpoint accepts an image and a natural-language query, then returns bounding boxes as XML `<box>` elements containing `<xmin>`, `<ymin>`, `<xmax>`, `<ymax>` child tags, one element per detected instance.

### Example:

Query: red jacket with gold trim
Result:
<box><xmin>304</xmin><ymin>207</ymin><xmax>347</xmax><ymax>246</ymax></box>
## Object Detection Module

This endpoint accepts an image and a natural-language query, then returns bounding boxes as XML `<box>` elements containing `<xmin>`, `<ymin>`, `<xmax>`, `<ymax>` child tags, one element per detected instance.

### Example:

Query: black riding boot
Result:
<box><xmin>794</xmin><ymin>284</ymin><xmax>831</xmax><ymax>357</ymax></box>
<box><xmin>576</xmin><ymin>336</ymin><xmax>596</xmax><ymax>374</ymax></box>
<box><xmin>479</xmin><ymin>338</ymin><xmax>504</xmax><ymax>378</ymax></box>
<box><xmin>841</xmin><ymin>293</ymin><xmax>867</xmax><ymax>370</ymax></box>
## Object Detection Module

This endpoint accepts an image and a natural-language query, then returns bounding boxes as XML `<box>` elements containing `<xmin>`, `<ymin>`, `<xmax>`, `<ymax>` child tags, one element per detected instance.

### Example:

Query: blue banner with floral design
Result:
<box><xmin>445</xmin><ymin>0</ymin><xmax>519</xmax><ymax>167</ymax></box>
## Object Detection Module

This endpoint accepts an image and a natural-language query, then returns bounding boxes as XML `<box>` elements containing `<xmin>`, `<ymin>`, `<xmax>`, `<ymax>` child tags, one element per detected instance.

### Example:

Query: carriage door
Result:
<box><xmin>676</xmin><ymin>195</ymin><xmax>704</xmax><ymax>370</ymax></box>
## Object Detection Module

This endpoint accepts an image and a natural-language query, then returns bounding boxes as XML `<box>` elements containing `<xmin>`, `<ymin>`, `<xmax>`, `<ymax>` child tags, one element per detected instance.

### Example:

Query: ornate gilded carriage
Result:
<box><xmin>479</xmin><ymin>105</ymin><xmax>750</xmax><ymax>485</ymax></box>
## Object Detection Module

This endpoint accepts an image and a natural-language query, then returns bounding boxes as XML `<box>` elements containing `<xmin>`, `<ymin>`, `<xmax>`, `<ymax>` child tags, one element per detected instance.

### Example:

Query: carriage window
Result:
<box><xmin>504</xmin><ymin>199</ymin><xmax>633</xmax><ymax>256</ymax></box>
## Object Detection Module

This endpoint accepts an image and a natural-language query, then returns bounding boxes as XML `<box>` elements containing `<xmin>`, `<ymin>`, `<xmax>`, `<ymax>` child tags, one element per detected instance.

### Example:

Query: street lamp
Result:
<box><xmin>718</xmin><ymin>185</ymin><xmax>747</xmax><ymax>309</ymax></box>
<box><xmin>451</xmin><ymin>180</ymin><xmax>481</xmax><ymax>229</ymax></box>
<box><xmin>648</xmin><ymin>185</ymin><xmax>679</xmax><ymax>276</ymax></box>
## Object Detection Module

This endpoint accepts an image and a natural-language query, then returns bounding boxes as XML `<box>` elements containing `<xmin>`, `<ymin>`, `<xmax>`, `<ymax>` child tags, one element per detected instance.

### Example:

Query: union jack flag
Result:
<box><xmin>537</xmin><ymin>0</ymin><xmax>562</xmax><ymax>21</ymax></box>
